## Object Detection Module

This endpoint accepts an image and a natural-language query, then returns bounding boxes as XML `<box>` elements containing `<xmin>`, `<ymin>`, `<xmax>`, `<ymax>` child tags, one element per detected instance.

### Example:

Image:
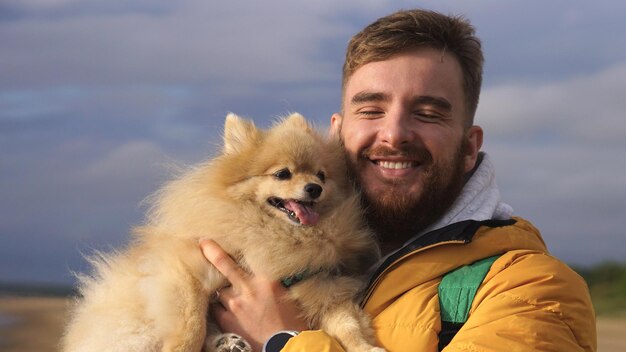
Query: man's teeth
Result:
<box><xmin>377</xmin><ymin>161</ymin><xmax>414</xmax><ymax>169</ymax></box>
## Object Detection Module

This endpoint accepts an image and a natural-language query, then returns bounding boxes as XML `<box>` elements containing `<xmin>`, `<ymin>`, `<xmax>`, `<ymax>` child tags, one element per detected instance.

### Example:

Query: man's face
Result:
<box><xmin>331</xmin><ymin>48</ymin><xmax>482</xmax><ymax>240</ymax></box>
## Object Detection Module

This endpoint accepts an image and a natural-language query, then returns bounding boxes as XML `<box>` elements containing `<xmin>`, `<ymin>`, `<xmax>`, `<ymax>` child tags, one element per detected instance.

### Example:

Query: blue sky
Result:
<box><xmin>1</xmin><ymin>0</ymin><xmax>625</xmax><ymax>285</ymax></box>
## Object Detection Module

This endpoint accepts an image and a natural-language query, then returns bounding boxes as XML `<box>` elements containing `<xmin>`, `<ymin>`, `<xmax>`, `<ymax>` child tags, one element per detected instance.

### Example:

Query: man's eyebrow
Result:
<box><xmin>350</xmin><ymin>92</ymin><xmax>452</xmax><ymax>112</ymax></box>
<box><xmin>412</xmin><ymin>95</ymin><xmax>452</xmax><ymax>112</ymax></box>
<box><xmin>350</xmin><ymin>91</ymin><xmax>390</xmax><ymax>105</ymax></box>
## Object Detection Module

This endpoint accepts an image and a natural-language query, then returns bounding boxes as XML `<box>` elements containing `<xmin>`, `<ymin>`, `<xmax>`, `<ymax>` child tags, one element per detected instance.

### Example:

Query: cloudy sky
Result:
<box><xmin>1</xmin><ymin>0</ymin><xmax>625</xmax><ymax>285</ymax></box>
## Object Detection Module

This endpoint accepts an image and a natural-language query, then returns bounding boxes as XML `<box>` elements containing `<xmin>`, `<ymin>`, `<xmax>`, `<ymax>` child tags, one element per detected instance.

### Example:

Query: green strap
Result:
<box><xmin>439</xmin><ymin>255</ymin><xmax>500</xmax><ymax>323</ymax></box>
<box><xmin>281</xmin><ymin>271</ymin><xmax>307</xmax><ymax>288</ymax></box>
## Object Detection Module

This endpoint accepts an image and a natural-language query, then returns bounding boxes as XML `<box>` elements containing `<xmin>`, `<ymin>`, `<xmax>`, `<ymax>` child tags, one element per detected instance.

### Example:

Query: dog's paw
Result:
<box><xmin>211</xmin><ymin>333</ymin><xmax>252</xmax><ymax>352</ymax></box>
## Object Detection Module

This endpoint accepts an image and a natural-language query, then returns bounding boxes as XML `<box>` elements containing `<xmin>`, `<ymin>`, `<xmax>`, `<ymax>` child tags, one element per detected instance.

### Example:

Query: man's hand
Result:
<box><xmin>199</xmin><ymin>239</ymin><xmax>309</xmax><ymax>351</ymax></box>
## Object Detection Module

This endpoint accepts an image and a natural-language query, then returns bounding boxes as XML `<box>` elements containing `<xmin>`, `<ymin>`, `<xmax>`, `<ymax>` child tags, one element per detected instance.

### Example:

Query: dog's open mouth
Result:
<box><xmin>267</xmin><ymin>197</ymin><xmax>319</xmax><ymax>225</ymax></box>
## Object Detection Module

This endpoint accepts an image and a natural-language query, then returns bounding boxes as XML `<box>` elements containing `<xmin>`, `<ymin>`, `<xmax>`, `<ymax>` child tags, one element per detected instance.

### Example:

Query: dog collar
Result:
<box><xmin>281</xmin><ymin>267</ymin><xmax>340</xmax><ymax>288</ymax></box>
<box><xmin>280</xmin><ymin>271</ymin><xmax>309</xmax><ymax>288</ymax></box>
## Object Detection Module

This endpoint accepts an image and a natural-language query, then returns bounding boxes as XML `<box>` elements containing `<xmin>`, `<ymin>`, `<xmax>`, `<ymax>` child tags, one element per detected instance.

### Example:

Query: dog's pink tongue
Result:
<box><xmin>283</xmin><ymin>200</ymin><xmax>319</xmax><ymax>225</ymax></box>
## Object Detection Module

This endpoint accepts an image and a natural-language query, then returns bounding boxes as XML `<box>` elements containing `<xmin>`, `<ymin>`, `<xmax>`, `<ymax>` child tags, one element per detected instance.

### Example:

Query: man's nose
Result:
<box><xmin>380</xmin><ymin>111</ymin><xmax>413</xmax><ymax>147</ymax></box>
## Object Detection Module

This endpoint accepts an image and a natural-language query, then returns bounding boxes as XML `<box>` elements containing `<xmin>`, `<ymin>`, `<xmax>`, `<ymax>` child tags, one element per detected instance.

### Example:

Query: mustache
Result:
<box><xmin>361</xmin><ymin>145</ymin><xmax>432</xmax><ymax>163</ymax></box>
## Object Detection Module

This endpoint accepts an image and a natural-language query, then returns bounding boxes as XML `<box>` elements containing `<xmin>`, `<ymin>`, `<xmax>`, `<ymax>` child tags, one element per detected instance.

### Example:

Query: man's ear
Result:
<box><xmin>330</xmin><ymin>113</ymin><xmax>343</xmax><ymax>137</ymax></box>
<box><xmin>463</xmin><ymin>125</ymin><xmax>483</xmax><ymax>173</ymax></box>
<box><xmin>223</xmin><ymin>113</ymin><xmax>259</xmax><ymax>155</ymax></box>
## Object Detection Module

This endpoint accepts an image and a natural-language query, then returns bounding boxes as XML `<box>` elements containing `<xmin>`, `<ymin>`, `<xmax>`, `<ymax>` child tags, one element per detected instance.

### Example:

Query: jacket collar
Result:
<box><xmin>360</xmin><ymin>217</ymin><xmax>551</xmax><ymax>312</ymax></box>
<box><xmin>364</xmin><ymin>218</ymin><xmax>516</xmax><ymax>297</ymax></box>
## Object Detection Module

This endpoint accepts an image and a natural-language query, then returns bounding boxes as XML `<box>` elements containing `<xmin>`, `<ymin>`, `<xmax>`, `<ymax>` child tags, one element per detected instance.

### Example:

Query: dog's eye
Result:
<box><xmin>273</xmin><ymin>168</ymin><xmax>292</xmax><ymax>180</ymax></box>
<box><xmin>316</xmin><ymin>171</ymin><xmax>326</xmax><ymax>182</ymax></box>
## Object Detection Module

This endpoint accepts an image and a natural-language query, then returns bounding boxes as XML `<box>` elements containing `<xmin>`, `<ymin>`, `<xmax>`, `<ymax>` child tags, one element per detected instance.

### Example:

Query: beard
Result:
<box><xmin>345</xmin><ymin>140</ymin><xmax>469</xmax><ymax>248</ymax></box>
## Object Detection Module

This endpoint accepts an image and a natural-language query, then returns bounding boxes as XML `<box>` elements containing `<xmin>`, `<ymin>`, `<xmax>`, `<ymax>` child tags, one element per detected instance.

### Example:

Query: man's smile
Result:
<box><xmin>373</xmin><ymin>160</ymin><xmax>417</xmax><ymax>170</ymax></box>
<box><xmin>363</xmin><ymin>156</ymin><xmax>424</xmax><ymax>180</ymax></box>
<box><xmin>361</xmin><ymin>144</ymin><xmax>430</xmax><ymax>174</ymax></box>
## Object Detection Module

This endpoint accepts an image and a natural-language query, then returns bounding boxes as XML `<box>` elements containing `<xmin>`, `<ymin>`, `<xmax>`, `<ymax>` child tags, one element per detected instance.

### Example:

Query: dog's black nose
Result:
<box><xmin>304</xmin><ymin>183</ymin><xmax>323</xmax><ymax>199</ymax></box>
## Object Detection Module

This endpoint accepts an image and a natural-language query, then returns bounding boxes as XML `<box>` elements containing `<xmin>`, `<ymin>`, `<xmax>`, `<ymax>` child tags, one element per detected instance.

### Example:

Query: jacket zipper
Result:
<box><xmin>360</xmin><ymin>239</ymin><xmax>468</xmax><ymax>306</ymax></box>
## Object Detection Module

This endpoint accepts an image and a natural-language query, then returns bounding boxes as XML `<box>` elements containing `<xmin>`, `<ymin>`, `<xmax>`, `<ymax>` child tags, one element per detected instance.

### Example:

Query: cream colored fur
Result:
<box><xmin>62</xmin><ymin>113</ymin><xmax>383</xmax><ymax>352</ymax></box>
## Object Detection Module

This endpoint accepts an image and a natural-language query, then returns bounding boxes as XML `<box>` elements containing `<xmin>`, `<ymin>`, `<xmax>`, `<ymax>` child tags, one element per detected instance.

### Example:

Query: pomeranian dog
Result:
<box><xmin>62</xmin><ymin>113</ymin><xmax>383</xmax><ymax>352</ymax></box>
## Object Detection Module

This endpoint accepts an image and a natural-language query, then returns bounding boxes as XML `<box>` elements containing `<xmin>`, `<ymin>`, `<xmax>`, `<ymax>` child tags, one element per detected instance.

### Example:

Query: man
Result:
<box><xmin>200</xmin><ymin>9</ymin><xmax>597</xmax><ymax>352</ymax></box>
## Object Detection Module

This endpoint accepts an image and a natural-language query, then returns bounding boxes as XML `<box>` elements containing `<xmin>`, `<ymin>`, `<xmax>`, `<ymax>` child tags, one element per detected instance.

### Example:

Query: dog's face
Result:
<box><xmin>217</xmin><ymin>113</ymin><xmax>348</xmax><ymax>226</ymax></box>
<box><xmin>254</xmin><ymin>157</ymin><xmax>329</xmax><ymax>226</ymax></box>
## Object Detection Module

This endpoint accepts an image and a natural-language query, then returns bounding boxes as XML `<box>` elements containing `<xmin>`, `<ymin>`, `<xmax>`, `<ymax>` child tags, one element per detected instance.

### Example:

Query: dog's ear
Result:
<box><xmin>223</xmin><ymin>113</ymin><xmax>259</xmax><ymax>155</ymax></box>
<box><xmin>282</xmin><ymin>113</ymin><xmax>311</xmax><ymax>131</ymax></box>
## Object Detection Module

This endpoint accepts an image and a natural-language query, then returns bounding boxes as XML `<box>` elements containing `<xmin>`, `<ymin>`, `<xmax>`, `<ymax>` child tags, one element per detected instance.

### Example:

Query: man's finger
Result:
<box><xmin>199</xmin><ymin>239</ymin><xmax>247</xmax><ymax>287</ymax></box>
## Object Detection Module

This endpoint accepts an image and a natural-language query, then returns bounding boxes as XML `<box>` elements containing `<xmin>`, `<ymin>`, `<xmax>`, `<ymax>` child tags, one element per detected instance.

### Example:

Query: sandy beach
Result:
<box><xmin>0</xmin><ymin>295</ymin><xmax>623</xmax><ymax>351</ymax></box>
<box><xmin>0</xmin><ymin>296</ymin><xmax>70</xmax><ymax>352</ymax></box>
<box><xmin>597</xmin><ymin>317</ymin><xmax>626</xmax><ymax>352</ymax></box>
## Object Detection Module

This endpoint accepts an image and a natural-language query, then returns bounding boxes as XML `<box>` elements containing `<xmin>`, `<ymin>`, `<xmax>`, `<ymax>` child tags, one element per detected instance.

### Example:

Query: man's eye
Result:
<box><xmin>358</xmin><ymin>110</ymin><xmax>383</xmax><ymax>118</ymax></box>
<box><xmin>316</xmin><ymin>171</ymin><xmax>326</xmax><ymax>182</ymax></box>
<box><xmin>273</xmin><ymin>168</ymin><xmax>292</xmax><ymax>180</ymax></box>
<box><xmin>414</xmin><ymin>111</ymin><xmax>442</xmax><ymax>121</ymax></box>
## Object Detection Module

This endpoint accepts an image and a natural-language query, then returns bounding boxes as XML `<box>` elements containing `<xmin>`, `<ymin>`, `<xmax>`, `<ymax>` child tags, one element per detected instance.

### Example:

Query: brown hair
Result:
<box><xmin>343</xmin><ymin>9</ymin><xmax>484</xmax><ymax>121</ymax></box>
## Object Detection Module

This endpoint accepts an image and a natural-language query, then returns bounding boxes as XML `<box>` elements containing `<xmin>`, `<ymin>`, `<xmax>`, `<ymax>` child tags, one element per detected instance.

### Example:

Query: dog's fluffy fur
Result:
<box><xmin>62</xmin><ymin>113</ymin><xmax>383</xmax><ymax>352</ymax></box>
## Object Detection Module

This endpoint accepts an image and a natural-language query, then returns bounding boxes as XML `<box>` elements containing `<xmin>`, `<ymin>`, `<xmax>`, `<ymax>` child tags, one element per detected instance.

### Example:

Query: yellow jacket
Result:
<box><xmin>283</xmin><ymin>218</ymin><xmax>597</xmax><ymax>351</ymax></box>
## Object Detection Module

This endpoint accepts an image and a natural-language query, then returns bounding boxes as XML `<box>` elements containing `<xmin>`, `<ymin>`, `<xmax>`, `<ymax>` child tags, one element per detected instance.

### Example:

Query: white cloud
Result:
<box><xmin>479</xmin><ymin>63</ymin><xmax>626</xmax><ymax>264</ymax></box>
<box><xmin>479</xmin><ymin>61</ymin><xmax>626</xmax><ymax>145</ymax></box>
<box><xmin>0</xmin><ymin>0</ymin><xmax>388</xmax><ymax>89</ymax></box>
<box><xmin>481</xmin><ymin>139</ymin><xmax>626</xmax><ymax>265</ymax></box>
<box><xmin>77</xmin><ymin>140</ymin><xmax>167</xmax><ymax>183</ymax></box>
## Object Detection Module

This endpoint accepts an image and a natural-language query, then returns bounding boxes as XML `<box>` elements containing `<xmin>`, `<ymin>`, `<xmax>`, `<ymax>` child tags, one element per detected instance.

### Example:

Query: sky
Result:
<box><xmin>1</xmin><ymin>0</ymin><xmax>625</xmax><ymax>285</ymax></box>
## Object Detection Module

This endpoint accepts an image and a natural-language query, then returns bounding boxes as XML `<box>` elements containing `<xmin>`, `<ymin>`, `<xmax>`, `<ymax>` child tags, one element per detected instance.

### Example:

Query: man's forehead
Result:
<box><xmin>342</xmin><ymin>50</ymin><xmax>465</xmax><ymax>112</ymax></box>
